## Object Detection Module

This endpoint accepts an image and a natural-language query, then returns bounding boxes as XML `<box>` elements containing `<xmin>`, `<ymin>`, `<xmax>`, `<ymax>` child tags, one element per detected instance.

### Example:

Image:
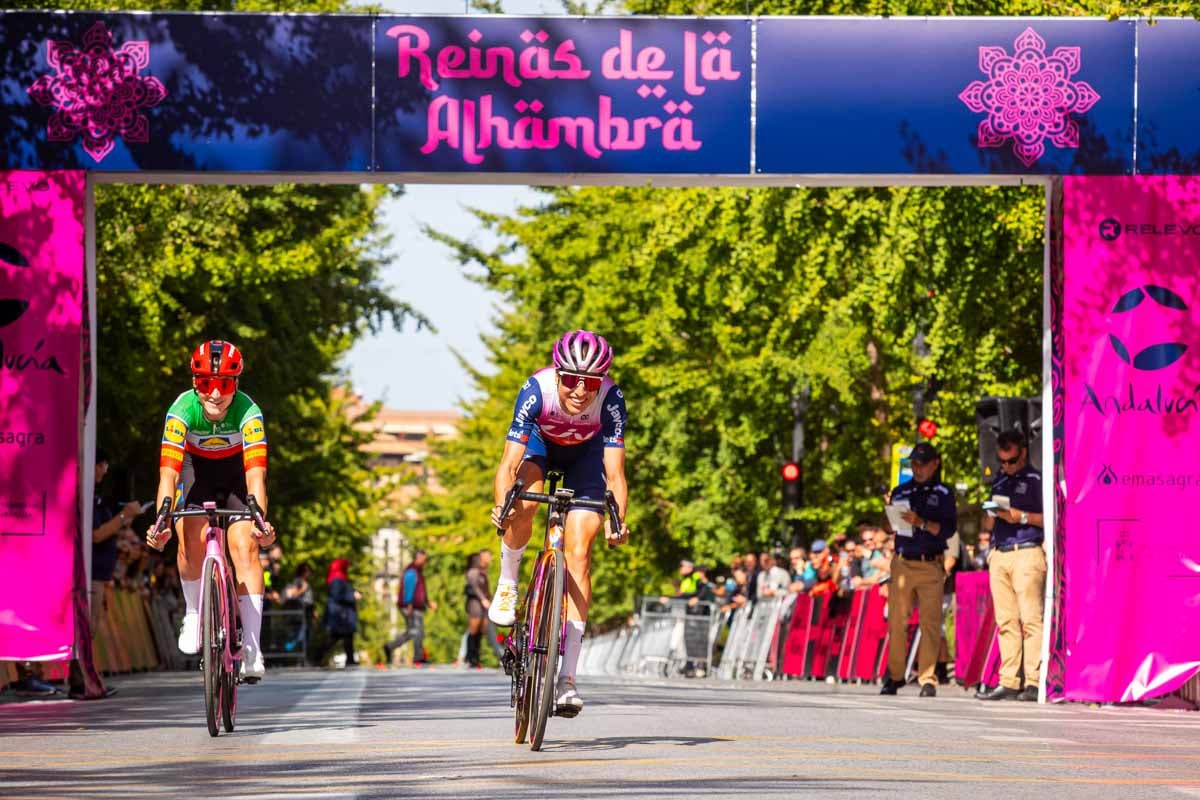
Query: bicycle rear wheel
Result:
<box><xmin>527</xmin><ymin>550</ymin><xmax>565</xmax><ymax>751</ymax></box>
<box><xmin>202</xmin><ymin>560</ymin><xmax>222</xmax><ymax>737</ymax></box>
<box><xmin>512</xmin><ymin>620</ymin><xmax>530</xmax><ymax>744</ymax></box>
<box><xmin>221</xmin><ymin>580</ymin><xmax>238</xmax><ymax>732</ymax></box>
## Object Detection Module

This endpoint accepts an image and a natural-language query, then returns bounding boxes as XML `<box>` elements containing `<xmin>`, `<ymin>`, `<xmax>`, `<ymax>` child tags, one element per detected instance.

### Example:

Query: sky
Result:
<box><xmin>343</xmin><ymin>184</ymin><xmax>539</xmax><ymax>410</ymax></box>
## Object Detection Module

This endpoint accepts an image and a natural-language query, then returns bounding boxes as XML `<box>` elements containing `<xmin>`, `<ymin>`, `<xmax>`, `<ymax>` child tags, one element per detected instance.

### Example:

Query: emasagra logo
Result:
<box><xmin>1108</xmin><ymin>285</ymin><xmax>1188</xmax><ymax>371</ymax></box>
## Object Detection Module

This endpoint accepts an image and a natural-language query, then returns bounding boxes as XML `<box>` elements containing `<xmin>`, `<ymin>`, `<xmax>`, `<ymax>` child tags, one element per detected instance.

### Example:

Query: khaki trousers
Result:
<box><xmin>988</xmin><ymin>545</ymin><xmax>1046</xmax><ymax>689</ymax></box>
<box><xmin>887</xmin><ymin>556</ymin><xmax>945</xmax><ymax>686</ymax></box>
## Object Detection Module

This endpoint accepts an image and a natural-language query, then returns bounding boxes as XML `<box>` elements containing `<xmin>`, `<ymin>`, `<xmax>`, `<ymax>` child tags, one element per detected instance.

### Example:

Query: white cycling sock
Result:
<box><xmin>499</xmin><ymin>543</ymin><xmax>526</xmax><ymax>585</ymax></box>
<box><xmin>182</xmin><ymin>578</ymin><xmax>201</xmax><ymax>616</ymax></box>
<box><xmin>239</xmin><ymin>594</ymin><xmax>264</xmax><ymax>658</ymax></box>
<box><xmin>559</xmin><ymin>620</ymin><xmax>586</xmax><ymax>681</ymax></box>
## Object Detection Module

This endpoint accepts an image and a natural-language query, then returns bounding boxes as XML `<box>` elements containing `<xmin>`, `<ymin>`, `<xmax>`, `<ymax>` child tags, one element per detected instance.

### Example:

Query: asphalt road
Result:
<box><xmin>3</xmin><ymin>667</ymin><xmax>1199</xmax><ymax>799</ymax></box>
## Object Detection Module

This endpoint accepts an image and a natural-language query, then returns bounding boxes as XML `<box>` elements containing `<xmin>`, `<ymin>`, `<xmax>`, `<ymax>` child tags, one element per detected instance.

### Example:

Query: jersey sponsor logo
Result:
<box><xmin>606</xmin><ymin>401</ymin><xmax>625</xmax><ymax>439</ymax></box>
<box><xmin>515</xmin><ymin>392</ymin><xmax>538</xmax><ymax>424</ymax></box>
<box><xmin>242</xmin><ymin>418</ymin><xmax>265</xmax><ymax>444</ymax></box>
<box><xmin>163</xmin><ymin>417</ymin><xmax>187</xmax><ymax>445</ymax></box>
<box><xmin>195</xmin><ymin>435</ymin><xmax>233</xmax><ymax>449</ymax></box>
<box><xmin>927</xmin><ymin>494</ymin><xmax>940</xmax><ymax>507</ymax></box>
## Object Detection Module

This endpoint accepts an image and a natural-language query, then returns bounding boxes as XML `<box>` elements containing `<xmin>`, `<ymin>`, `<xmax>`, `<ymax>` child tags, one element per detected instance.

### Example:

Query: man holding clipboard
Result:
<box><xmin>976</xmin><ymin>430</ymin><xmax>1045</xmax><ymax>702</ymax></box>
<box><xmin>880</xmin><ymin>442</ymin><xmax>957</xmax><ymax>697</ymax></box>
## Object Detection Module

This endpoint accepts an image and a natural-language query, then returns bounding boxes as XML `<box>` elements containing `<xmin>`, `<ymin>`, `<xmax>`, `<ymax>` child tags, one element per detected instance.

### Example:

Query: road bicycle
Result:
<box><xmin>496</xmin><ymin>472</ymin><xmax>621</xmax><ymax>751</ymax></box>
<box><xmin>148</xmin><ymin>495</ymin><xmax>269</xmax><ymax>737</ymax></box>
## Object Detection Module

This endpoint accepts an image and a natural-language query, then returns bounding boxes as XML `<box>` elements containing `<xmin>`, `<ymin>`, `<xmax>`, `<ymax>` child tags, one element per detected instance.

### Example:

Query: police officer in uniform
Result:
<box><xmin>881</xmin><ymin>442</ymin><xmax>957</xmax><ymax>698</ymax></box>
<box><xmin>976</xmin><ymin>430</ymin><xmax>1044</xmax><ymax>702</ymax></box>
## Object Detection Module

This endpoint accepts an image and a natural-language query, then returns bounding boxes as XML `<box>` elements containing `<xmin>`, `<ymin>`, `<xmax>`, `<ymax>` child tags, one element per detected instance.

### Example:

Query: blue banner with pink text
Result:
<box><xmin>374</xmin><ymin>17</ymin><xmax>751</xmax><ymax>174</ymax></box>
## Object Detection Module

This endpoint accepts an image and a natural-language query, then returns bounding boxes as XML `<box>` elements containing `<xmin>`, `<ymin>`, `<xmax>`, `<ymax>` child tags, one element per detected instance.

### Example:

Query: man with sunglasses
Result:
<box><xmin>145</xmin><ymin>340</ymin><xmax>276</xmax><ymax>682</ymax></box>
<box><xmin>976</xmin><ymin>430</ymin><xmax>1044</xmax><ymax>702</ymax></box>
<box><xmin>489</xmin><ymin>329</ymin><xmax>630</xmax><ymax>717</ymax></box>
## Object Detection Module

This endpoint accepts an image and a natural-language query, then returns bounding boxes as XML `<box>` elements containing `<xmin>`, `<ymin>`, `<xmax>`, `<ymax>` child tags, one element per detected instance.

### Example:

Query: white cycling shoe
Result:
<box><xmin>240</xmin><ymin>644</ymin><xmax>265</xmax><ymax>683</ymax></box>
<box><xmin>488</xmin><ymin>581</ymin><xmax>519</xmax><ymax>627</ymax></box>
<box><xmin>177</xmin><ymin>612</ymin><xmax>200</xmax><ymax>655</ymax></box>
<box><xmin>555</xmin><ymin>676</ymin><xmax>583</xmax><ymax>718</ymax></box>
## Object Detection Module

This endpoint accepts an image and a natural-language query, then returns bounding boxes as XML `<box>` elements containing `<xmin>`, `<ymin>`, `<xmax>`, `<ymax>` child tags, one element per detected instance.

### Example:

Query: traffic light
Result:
<box><xmin>781</xmin><ymin>461</ymin><xmax>801</xmax><ymax>511</ymax></box>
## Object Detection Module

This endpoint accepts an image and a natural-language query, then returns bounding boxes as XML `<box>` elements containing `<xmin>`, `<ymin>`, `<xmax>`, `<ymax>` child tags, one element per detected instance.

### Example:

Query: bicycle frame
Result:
<box><xmin>169</xmin><ymin>500</ymin><xmax>262</xmax><ymax>736</ymax></box>
<box><xmin>497</xmin><ymin>472</ymin><xmax>620</xmax><ymax>748</ymax></box>
<box><xmin>197</xmin><ymin>508</ymin><xmax>242</xmax><ymax>675</ymax></box>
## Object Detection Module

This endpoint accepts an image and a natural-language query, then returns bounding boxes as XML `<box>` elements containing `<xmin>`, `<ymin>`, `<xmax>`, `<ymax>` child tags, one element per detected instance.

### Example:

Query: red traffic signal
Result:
<box><xmin>918</xmin><ymin>418</ymin><xmax>939</xmax><ymax>439</ymax></box>
<box><xmin>781</xmin><ymin>462</ymin><xmax>801</xmax><ymax>481</ymax></box>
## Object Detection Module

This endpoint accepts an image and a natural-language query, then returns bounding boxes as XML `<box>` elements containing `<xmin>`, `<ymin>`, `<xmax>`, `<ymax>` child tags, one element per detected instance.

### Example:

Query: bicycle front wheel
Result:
<box><xmin>202</xmin><ymin>560</ymin><xmax>222</xmax><ymax>737</ymax></box>
<box><xmin>527</xmin><ymin>550</ymin><xmax>565</xmax><ymax>751</ymax></box>
<box><xmin>221</xmin><ymin>580</ymin><xmax>238</xmax><ymax>732</ymax></box>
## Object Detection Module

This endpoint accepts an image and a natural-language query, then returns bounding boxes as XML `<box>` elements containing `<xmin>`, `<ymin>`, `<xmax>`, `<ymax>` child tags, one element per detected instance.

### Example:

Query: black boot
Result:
<box><xmin>975</xmin><ymin>685</ymin><xmax>1021</xmax><ymax>701</ymax></box>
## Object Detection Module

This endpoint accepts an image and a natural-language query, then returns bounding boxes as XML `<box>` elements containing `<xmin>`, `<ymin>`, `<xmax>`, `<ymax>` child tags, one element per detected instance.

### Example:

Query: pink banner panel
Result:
<box><xmin>1063</xmin><ymin>176</ymin><xmax>1200</xmax><ymax>702</ymax></box>
<box><xmin>0</xmin><ymin>170</ymin><xmax>84</xmax><ymax>660</ymax></box>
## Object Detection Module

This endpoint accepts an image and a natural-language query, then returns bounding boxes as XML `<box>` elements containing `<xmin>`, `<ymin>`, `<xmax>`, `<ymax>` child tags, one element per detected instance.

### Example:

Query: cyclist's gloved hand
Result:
<box><xmin>145</xmin><ymin>520</ymin><xmax>171</xmax><ymax>551</ymax></box>
<box><xmin>255</xmin><ymin>519</ymin><xmax>277</xmax><ymax>547</ymax></box>
<box><xmin>491</xmin><ymin>504</ymin><xmax>515</xmax><ymax>530</ymax></box>
<box><xmin>606</xmin><ymin>522</ymin><xmax>630</xmax><ymax>547</ymax></box>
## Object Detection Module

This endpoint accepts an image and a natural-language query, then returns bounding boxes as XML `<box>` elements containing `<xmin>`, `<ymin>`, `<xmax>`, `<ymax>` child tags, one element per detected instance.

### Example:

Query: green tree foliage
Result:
<box><xmin>94</xmin><ymin>182</ymin><xmax>424</xmax><ymax>649</ymax></box>
<box><xmin>408</xmin><ymin>0</ymin><xmax>1175</xmax><ymax>656</ymax></box>
<box><xmin>413</xmin><ymin>185</ymin><xmax>1043</xmax><ymax>662</ymax></box>
<box><xmin>19</xmin><ymin>0</ymin><xmax>425</xmax><ymax>649</ymax></box>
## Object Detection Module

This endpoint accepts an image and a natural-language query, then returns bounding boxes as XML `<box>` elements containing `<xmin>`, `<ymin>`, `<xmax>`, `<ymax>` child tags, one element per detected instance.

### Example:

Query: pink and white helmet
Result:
<box><xmin>552</xmin><ymin>330</ymin><xmax>613</xmax><ymax>375</ymax></box>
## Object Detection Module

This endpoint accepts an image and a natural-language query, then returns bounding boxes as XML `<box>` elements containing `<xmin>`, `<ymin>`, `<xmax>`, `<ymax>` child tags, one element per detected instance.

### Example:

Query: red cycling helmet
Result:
<box><xmin>190</xmin><ymin>340</ymin><xmax>244</xmax><ymax>378</ymax></box>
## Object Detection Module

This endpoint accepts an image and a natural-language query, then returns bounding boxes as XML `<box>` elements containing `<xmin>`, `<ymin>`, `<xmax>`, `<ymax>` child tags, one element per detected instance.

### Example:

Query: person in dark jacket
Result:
<box><xmin>315</xmin><ymin>558</ymin><xmax>359</xmax><ymax>667</ymax></box>
<box><xmin>879</xmin><ymin>442</ymin><xmax>957</xmax><ymax>698</ymax></box>
<box><xmin>464</xmin><ymin>550</ymin><xmax>492</xmax><ymax>668</ymax></box>
<box><xmin>384</xmin><ymin>550</ymin><xmax>438</xmax><ymax>666</ymax></box>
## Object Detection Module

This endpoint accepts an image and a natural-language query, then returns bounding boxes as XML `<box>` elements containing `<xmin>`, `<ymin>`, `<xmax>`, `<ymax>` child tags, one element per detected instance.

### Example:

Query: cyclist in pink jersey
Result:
<box><xmin>489</xmin><ymin>330</ymin><xmax>629</xmax><ymax>716</ymax></box>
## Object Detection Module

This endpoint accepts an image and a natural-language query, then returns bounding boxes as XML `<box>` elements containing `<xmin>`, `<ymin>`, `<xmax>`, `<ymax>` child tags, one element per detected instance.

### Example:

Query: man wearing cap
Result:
<box><xmin>880</xmin><ymin>442</ymin><xmax>957</xmax><ymax>697</ymax></box>
<box><xmin>976</xmin><ymin>430</ymin><xmax>1044</xmax><ymax>702</ymax></box>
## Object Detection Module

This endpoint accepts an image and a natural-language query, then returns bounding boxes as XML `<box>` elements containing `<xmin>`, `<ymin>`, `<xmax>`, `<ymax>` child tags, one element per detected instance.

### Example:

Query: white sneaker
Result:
<box><xmin>177</xmin><ymin>612</ymin><xmax>200</xmax><ymax>655</ymax></box>
<box><xmin>488</xmin><ymin>581</ymin><xmax>519</xmax><ymax>627</ymax></box>
<box><xmin>240</xmin><ymin>644</ymin><xmax>265</xmax><ymax>683</ymax></box>
<box><xmin>555</xmin><ymin>676</ymin><xmax>583</xmax><ymax>717</ymax></box>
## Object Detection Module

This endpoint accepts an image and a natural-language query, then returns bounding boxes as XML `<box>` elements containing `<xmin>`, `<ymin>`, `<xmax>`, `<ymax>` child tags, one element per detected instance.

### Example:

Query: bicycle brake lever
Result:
<box><xmin>496</xmin><ymin>479</ymin><xmax>525</xmax><ymax>535</ymax></box>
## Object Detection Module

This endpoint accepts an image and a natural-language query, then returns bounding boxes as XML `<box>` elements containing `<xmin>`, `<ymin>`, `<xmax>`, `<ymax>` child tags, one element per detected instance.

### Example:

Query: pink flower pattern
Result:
<box><xmin>26</xmin><ymin>22</ymin><xmax>168</xmax><ymax>163</ymax></box>
<box><xmin>959</xmin><ymin>27</ymin><xmax>1100</xmax><ymax>168</ymax></box>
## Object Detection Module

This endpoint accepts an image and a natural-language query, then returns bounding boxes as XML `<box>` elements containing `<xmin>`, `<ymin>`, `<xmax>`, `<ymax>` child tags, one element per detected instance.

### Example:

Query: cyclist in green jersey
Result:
<box><xmin>146</xmin><ymin>340</ymin><xmax>276</xmax><ymax>682</ymax></box>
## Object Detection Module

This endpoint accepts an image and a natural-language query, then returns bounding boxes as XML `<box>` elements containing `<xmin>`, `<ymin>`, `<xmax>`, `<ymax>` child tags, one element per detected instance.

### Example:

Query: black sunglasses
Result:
<box><xmin>998</xmin><ymin>455</ymin><xmax>1021</xmax><ymax>466</ymax></box>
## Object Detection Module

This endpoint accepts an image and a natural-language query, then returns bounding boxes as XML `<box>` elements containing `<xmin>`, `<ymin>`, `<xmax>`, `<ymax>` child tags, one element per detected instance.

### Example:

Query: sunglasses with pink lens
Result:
<box><xmin>558</xmin><ymin>371</ymin><xmax>603</xmax><ymax>392</ymax></box>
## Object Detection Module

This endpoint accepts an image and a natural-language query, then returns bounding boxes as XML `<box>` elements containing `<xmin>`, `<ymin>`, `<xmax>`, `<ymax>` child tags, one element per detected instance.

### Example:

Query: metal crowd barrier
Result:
<box><xmin>716</xmin><ymin>596</ymin><xmax>793</xmax><ymax>681</ymax></box>
<box><xmin>261</xmin><ymin>608</ymin><xmax>308</xmax><ymax>665</ymax></box>
<box><xmin>578</xmin><ymin>598</ymin><xmax>718</xmax><ymax>678</ymax></box>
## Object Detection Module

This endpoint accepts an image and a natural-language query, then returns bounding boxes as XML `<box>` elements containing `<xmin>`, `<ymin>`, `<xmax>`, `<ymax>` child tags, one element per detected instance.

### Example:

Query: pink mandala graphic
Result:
<box><xmin>959</xmin><ymin>27</ymin><xmax>1100</xmax><ymax>168</ymax></box>
<box><xmin>26</xmin><ymin>22</ymin><xmax>168</xmax><ymax>163</ymax></box>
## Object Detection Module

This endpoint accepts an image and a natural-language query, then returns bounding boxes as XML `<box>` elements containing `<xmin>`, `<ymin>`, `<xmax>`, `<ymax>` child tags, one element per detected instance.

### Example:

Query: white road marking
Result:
<box><xmin>980</xmin><ymin>735</ymin><xmax>1079</xmax><ymax>744</ymax></box>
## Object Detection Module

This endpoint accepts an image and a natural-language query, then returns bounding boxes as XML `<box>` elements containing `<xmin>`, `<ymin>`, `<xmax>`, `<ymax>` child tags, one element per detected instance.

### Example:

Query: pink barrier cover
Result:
<box><xmin>0</xmin><ymin>170</ymin><xmax>85</xmax><ymax>660</ymax></box>
<box><xmin>1063</xmin><ymin>176</ymin><xmax>1200</xmax><ymax>702</ymax></box>
<box><xmin>954</xmin><ymin>572</ymin><xmax>996</xmax><ymax>685</ymax></box>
